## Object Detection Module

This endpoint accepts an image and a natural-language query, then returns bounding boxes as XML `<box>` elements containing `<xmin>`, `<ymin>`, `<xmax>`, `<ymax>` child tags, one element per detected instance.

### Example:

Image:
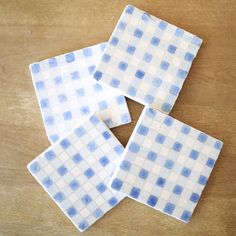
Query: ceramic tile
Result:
<box><xmin>30</xmin><ymin>43</ymin><xmax>131</xmax><ymax>143</ymax></box>
<box><xmin>110</xmin><ymin>107</ymin><xmax>223</xmax><ymax>222</ymax></box>
<box><xmin>28</xmin><ymin>114</ymin><xmax>125</xmax><ymax>232</ymax></box>
<box><xmin>93</xmin><ymin>5</ymin><xmax>202</xmax><ymax>113</ymax></box>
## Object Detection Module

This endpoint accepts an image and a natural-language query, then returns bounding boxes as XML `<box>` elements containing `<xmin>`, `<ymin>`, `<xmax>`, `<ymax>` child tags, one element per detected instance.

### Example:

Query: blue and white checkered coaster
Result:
<box><xmin>93</xmin><ymin>5</ymin><xmax>203</xmax><ymax>113</ymax></box>
<box><xmin>27</xmin><ymin>114</ymin><xmax>125</xmax><ymax>232</ymax></box>
<box><xmin>110</xmin><ymin>107</ymin><xmax>223</xmax><ymax>223</ymax></box>
<box><xmin>29</xmin><ymin>42</ymin><xmax>131</xmax><ymax>144</ymax></box>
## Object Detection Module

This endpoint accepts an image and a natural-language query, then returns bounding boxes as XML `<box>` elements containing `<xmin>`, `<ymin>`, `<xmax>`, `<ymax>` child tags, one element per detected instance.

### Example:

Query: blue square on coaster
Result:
<box><xmin>93</xmin><ymin>5</ymin><xmax>203</xmax><ymax>114</ymax></box>
<box><xmin>109</xmin><ymin>107</ymin><xmax>223</xmax><ymax>223</ymax></box>
<box><xmin>28</xmin><ymin>115</ymin><xmax>125</xmax><ymax>232</ymax></box>
<box><xmin>29</xmin><ymin>43</ymin><xmax>131</xmax><ymax>144</ymax></box>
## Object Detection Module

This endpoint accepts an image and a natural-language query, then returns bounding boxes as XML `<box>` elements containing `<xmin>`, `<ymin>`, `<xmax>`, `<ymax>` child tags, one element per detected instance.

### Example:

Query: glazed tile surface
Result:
<box><xmin>110</xmin><ymin>107</ymin><xmax>223</xmax><ymax>222</ymax></box>
<box><xmin>30</xmin><ymin>42</ymin><xmax>131</xmax><ymax>143</ymax></box>
<box><xmin>28</xmin><ymin>115</ymin><xmax>125</xmax><ymax>232</ymax></box>
<box><xmin>93</xmin><ymin>5</ymin><xmax>202</xmax><ymax>113</ymax></box>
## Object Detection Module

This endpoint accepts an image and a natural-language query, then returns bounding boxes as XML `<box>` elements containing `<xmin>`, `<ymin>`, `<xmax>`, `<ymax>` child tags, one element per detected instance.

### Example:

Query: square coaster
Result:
<box><xmin>93</xmin><ymin>5</ymin><xmax>203</xmax><ymax>113</ymax></box>
<box><xmin>28</xmin><ymin>114</ymin><xmax>125</xmax><ymax>232</ymax></box>
<box><xmin>109</xmin><ymin>107</ymin><xmax>223</xmax><ymax>222</ymax></box>
<box><xmin>30</xmin><ymin>42</ymin><xmax>131</xmax><ymax>143</ymax></box>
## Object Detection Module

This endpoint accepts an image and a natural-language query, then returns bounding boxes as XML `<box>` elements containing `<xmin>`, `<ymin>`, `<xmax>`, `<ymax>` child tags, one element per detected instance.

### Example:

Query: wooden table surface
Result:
<box><xmin>0</xmin><ymin>0</ymin><xmax>235</xmax><ymax>235</ymax></box>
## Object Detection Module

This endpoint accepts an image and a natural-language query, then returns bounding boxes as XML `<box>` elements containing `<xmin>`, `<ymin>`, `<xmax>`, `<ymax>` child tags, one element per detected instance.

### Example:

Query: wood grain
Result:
<box><xmin>0</xmin><ymin>0</ymin><xmax>235</xmax><ymax>235</ymax></box>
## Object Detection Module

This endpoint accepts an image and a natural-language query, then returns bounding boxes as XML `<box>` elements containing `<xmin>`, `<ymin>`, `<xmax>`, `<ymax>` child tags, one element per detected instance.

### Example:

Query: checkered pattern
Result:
<box><xmin>29</xmin><ymin>42</ymin><xmax>131</xmax><ymax>144</ymax></box>
<box><xmin>109</xmin><ymin>107</ymin><xmax>223</xmax><ymax>223</ymax></box>
<box><xmin>93</xmin><ymin>5</ymin><xmax>203</xmax><ymax>113</ymax></box>
<box><xmin>28</xmin><ymin>115</ymin><xmax>125</xmax><ymax>232</ymax></box>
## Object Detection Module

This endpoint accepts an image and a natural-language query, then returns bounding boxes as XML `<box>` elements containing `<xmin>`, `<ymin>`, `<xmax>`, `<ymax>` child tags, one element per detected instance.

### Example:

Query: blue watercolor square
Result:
<box><xmin>31</xmin><ymin>64</ymin><xmax>40</xmax><ymax>74</ymax></box>
<box><xmin>129</xmin><ymin>142</ymin><xmax>140</xmax><ymax>153</ymax></box>
<box><xmin>110</xmin><ymin>37</ymin><xmax>119</xmax><ymax>46</ymax></box>
<box><xmin>44</xmin><ymin>150</ymin><xmax>56</xmax><ymax>161</ymax></box>
<box><xmin>72</xmin><ymin>153</ymin><xmax>83</xmax><ymax>164</ymax></box>
<box><xmin>111</xmin><ymin>78</ymin><xmax>120</xmax><ymax>88</ymax></box>
<box><xmin>168</xmin><ymin>45</ymin><xmax>177</xmax><ymax>54</ymax></box>
<box><xmin>172</xmin><ymin>142</ymin><xmax>183</xmax><ymax>152</ymax></box>
<box><xmin>147</xmin><ymin>151</ymin><xmax>157</xmax><ymax>162</ymax></box>
<box><xmin>160</xmin><ymin>61</ymin><xmax>170</xmax><ymax>70</ymax></box>
<box><xmin>164</xmin><ymin>116</ymin><xmax>173</xmax><ymax>126</ymax></box>
<box><xmin>189</xmin><ymin>149</ymin><xmax>200</xmax><ymax>160</ymax></box>
<box><xmin>137</xmin><ymin>124</ymin><xmax>149</xmax><ymax>136</ymax></box>
<box><xmin>134</xmin><ymin>28</ymin><xmax>143</xmax><ymax>38</ymax></box>
<box><xmin>93</xmin><ymin>70</ymin><xmax>103</xmax><ymax>81</ymax></box>
<box><xmin>58</xmin><ymin>94</ymin><xmax>67</xmax><ymax>103</ymax></box>
<box><xmin>147</xmin><ymin>195</ymin><xmax>158</xmax><ymax>207</ymax></box>
<box><xmin>84</xmin><ymin>168</ymin><xmax>95</xmax><ymax>178</ymax></box>
<box><xmin>173</xmin><ymin>185</ymin><xmax>183</xmax><ymax>195</ymax></box>
<box><xmin>181</xmin><ymin>167</ymin><xmax>191</xmax><ymax>177</ymax></box>
<box><xmin>150</xmin><ymin>36</ymin><xmax>160</xmax><ymax>46</ymax></box>
<box><xmin>67</xmin><ymin>207</ymin><xmax>77</xmax><ymax>217</ymax></box>
<box><xmin>80</xmin><ymin>106</ymin><xmax>90</xmax><ymax>115</ymax></box>
<box><xmin>155</xmin><ymin>134</ymin><xmax>166</xmax><ymax>144</ymax></box>
<box><xmin>102</xmin><ymin>54</ymin><xmax>111</xmax><ymax>63</ymax></box>
<box><xmin>60</xmin><ymin>139</ymin><xmax>71</xmax><ymax>149</ymax></box>
<box><xmin>57</xmin><ymin>165</ymin><xmax>68</xmax><ymax>176</ymax></box>
<box><xmin>40</xmin><ymin>99</ymin><xmax>49</xmax><ymax>109</ymax></box>
<box><xmin>69</xmin><ymin>180</ymin><xmax>80</xmax><ymax>191</ymax></box>
<box><xmin>156</xmin><ymin>177</ymin><xmax>166</xmax><ymax>188</ymax></box>
<box><xmin>71</xmin><ymin>71</ymin><xmax>80</xmax><ymax>80</ymax></box>
<box><xmin>120</xmin><ymin>160</ymin><xmax>131</xmax><ymax>171</ymax></box>
<box><xmin>163</xmin><ymin>202</ymin><xmax>175</xmax><ymax>215</ymax></box>
<box><xmin>118</xmin><ymin>61</ymin><xmax>128</xmax><ymax>71</ymax></box>
<box><xmin>98</xmin><ymin>100</ymin><xmax>108</xmax><ymax>110</ymax></box>
<box><xmin>108</xmin><ymin>197</ymin><xmax>118</xmax><ymax>207</ymax></box>
<box><xmin>42</xmin><ymin>177</ymin><xmax>53</xmax><ymax>188</ymax></box>
<box><xmin>111</xmin><ymin>178</ymin><xmax>123</xmax><ymax>191</ymax></box>
<box><xmin>164</xmin><ymin>159</ymin><xmax>175</xmax><ymax>169</ymax></box>
<box><xmin>48</xmin><ymin>58</ymin><xmax>57</xmax><ymax>67</ymax></box>
<box><xmin>198</xmin><ymin>175</ymin><xmax>207</xmax><ymax>185</ymax></box>
<box><xmin>152</xmin><ymin>77</ymin><xmax>162</xmax><ymax>87</ymax></box>
<box><xmin>126</xmin><ymin>45</ymin><xmax>136</xmax><ymax>55</ymax></box>
<box><xmin>159</xmin><ymin>20</ymin><xmax>168</xmax><ymax>30</ymax></box>
<box><xmin>135</xmin><ymin>69</ymin><xmax>145</xmax><ymax>79</ymax></box>
<box><xmin>130</xmin><ymin>187</ymin><xmax>140</xmax><ymax>199</ymax></box>
<box><xmin>81</xmin><ymin>194</ymin><xmax>92</xmax><ymax>205</ymax></box>
<box><xmin>45</xmin><ymin>116</ymin><xmax>54</xmax><ymax>126</ymax></box>
<box><xmin>66</xmin><ymin>53</ymin><xmax>75</xmax><ymax>63</ymax></box>
<box><xmin>87</xmin><ymin>141</ymin><xmax>97</xmax><ymax>152</ymax></box>
<box><xmin>99</xmin><ymin>156</ymin><xmax>110</xmax><ymax>167</ymax></box>
<box><xmin>198</xmin><ymin>133</ymin><xmax>208</xmax><ymax>143</ymax></box>
<box><xmin>83</xmin><ymin>48</ymin><xmax>93</xmax><ymax>57</ymax></box>
<box><xmin>35</xmin><ymin>81</ymin><xmax>45</xmax><ymax>90</ymax></box>
<box><xmin>63</xmin><ymin>111</ymin><xmax>72</xmax><ymax>120</ymax></box>
<box><xmin>96</xmin><ymin>183</ymin><xmax>107</xmax><ymax>193</ymax></box>
<box><xmin>53</xmin><ymin>192</ymin><xmax>65</xmax><ymax>202</ymax></box>
<box><xmin>139</xmin><ymin>169</ymin><xmax>149</xmax><ymax>179</ymax></box>
<box><xmin>144</xmin><ymin>94</ymin><xmax>154</xmax><ymax>104</ymax></box>
<box><xmin>76</xmin><ymin>88</ymin><xmax>85</xmax><ymax>97</ymax></box>
<box><xmin>127</xmin><ymin>85</ymin><xmax>137</xmax><ymax>96</ymax></box>
<box><xmin>190</xmin><ymin>193</ymin><xmax>199</xmax><ymax>203</ymax></box>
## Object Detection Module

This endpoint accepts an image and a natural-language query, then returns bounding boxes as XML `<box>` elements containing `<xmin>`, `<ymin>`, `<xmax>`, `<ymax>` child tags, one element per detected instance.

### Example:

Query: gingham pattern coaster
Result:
<box><xmin>30</xmin><ymin>42</ymin><xmax>131</xmax><ymax>144</ymax></box>
<box><xmin>93</xmin><ymin>5</ymin><xmax>203</xmax><ymax>113</ymax></box>
<box><xmin>110</xmin><ymin>107</ymin><xmax>223</xmax><ymax>223</ymax></box>
<box><xmin>27</xmin><ymin>114</ymin><xmax>125</xmax><ymax>232</ymax></box>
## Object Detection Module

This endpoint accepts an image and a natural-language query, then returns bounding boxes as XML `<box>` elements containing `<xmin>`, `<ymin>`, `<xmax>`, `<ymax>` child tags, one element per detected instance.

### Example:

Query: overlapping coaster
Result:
<box><xmin>110</xmin><ymin>107</ymin><xmax>223</xmax><ymax>222</ymax></box>
<box><xmin>93</xmin><ymin>5</ymin><xmax>202</xmax><ymax>113</ymax></box>
<box><xmin>30</xmin><ymin>42</ymin><xmax>131</xmax><ymax>143</ymax></box>
<box><xmin>27</xmin><ymin>114</ymin><xmax>125</xmax><ymax>232</ymax></box>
